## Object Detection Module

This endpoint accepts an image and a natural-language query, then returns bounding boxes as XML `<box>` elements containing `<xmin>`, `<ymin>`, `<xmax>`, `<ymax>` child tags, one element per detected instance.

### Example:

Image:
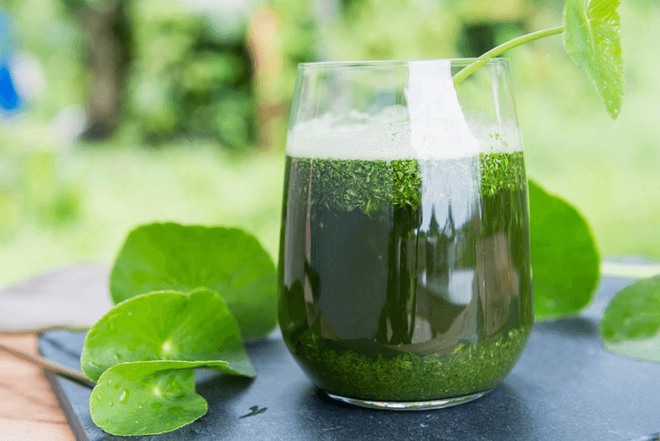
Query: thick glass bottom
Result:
<box><xmin>325</xmin><ymin>389</ymin><xmax>489</xmax><ymax>411</ymax></box>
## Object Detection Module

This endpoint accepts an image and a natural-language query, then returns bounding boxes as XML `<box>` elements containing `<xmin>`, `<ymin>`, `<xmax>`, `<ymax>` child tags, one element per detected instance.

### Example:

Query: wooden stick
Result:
<box><xmin>0</xmin><ymin>342</ymin><xmax>94</xmax><ymax>388</ymax></box>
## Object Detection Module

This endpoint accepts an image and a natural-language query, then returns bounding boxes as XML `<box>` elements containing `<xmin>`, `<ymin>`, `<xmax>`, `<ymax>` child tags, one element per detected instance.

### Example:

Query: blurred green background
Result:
<box><xmin>0</xmin><ymin>0</ymin><xmax>658</xmax><ymax>287</ymax></box>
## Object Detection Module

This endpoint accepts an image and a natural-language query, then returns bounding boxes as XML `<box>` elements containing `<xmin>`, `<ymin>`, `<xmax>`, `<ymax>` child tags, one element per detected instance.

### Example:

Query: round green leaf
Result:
<box><xmin>529</xmin><ymin>180</ymin><xmax>600</xmax><ymax>320</ymax></box>
<box><xmin>564</xmin><ymin>0</ymin><xmax>624</xmax><ymax>118</ymax></box>
<box><xmin>601</xmin><ymin>275</ymin><xmax>660</xmax><ymax>363</ymax></box>
<box><xmin>91</xmin><ymin>361</ymin><xmax>218</xmax><ymax>436</ymax></box>
<box><xmin>81</xmin><ymin>288</ymin><xmax>255</xmax><ymax>382</ymax></box>
<box><xmin>109</xmin><ymin>223</ymin><xmax>277</xmax><ymax>340</ymax></box>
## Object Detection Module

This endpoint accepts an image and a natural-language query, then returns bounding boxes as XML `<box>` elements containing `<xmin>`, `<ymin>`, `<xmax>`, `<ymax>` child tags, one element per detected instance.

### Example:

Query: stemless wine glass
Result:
<box><xmin>277</xmin><ymin>59</ymin><xmax>533</xmax><ymax>410</ymax></box>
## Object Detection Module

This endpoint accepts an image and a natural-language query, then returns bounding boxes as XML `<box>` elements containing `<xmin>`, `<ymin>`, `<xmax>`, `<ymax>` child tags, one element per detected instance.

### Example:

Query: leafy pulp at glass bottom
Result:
<box><xmin>294</xmin><ymin>328</ymin><xmax>530</xmax><ymax>401</ymax></box>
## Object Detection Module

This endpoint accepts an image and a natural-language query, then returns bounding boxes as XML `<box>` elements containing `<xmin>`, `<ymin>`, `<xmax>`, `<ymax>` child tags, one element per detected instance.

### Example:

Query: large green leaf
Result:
<box><xmin>110</xmin><ymin>223</ymin><xmax>277</xmax><ymax>340</ymax></box>
<box><xmin>91</xmin><ymin>361</ymin><xmax>227</xmax><ymax>436</ymax></box>
<box><xmin>601</xmin><ymin>275</ymin><xmax>660</xmax><ymax>363</ymax></box>
<box><xmin>529</xmin><ymin>180</ymin><xmax>600</xmax><ymax>320</ymax></box>
<box><xmin>81</xmin><ymin>288</ymin><xmax>255</xmax><ymax>382</ymax></box>
<box><xmin>564</xmin><ymin>0</ymin><xmax>623</xmax><ymax>118</ymax></box>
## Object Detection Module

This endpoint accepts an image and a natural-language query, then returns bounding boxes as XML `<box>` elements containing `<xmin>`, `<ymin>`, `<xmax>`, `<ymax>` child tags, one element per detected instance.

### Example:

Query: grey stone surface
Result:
<box><xmin>39</xmin><ymin>275</ymin><xmax>660</xmax><ymax>441</ymax></box>
<box><xmin>0</xmin><ymin>264</ymin><xmax>112</xmax><ymax>332</ymax></box>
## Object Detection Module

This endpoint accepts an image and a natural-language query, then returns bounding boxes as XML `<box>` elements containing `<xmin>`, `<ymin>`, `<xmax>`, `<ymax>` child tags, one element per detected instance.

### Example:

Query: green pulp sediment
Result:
<box><xmin>290</xmin><ymin>151</ymin><xmax>526</xmax><ymax>215</ymax></box>
<box><xmin>294</xmin><ymin>328</ymin><xmax>529</xmax><ymax>401</ymax></box>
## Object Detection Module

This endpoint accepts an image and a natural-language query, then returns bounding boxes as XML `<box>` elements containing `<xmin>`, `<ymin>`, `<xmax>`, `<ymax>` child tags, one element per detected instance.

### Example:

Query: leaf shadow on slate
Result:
<box><xmin>537</xmin><ymin>316</ymin><xmax>600</xmax><ymax>340</ymax></box>
<box><xmin>194</xmin><ymin>365</ymin><xmax>255</xmax><ymax>434</ymax></box>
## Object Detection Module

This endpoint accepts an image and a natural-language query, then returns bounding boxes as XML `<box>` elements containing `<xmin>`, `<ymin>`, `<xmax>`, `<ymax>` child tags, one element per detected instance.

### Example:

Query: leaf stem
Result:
<box><xmin>453</xmin><ymin>25</ymin><xmax>566</xmax><ymax>85</ymax></box>
<box><xmin>0</xmin><ymin>341</ymin><xmax>95</xmax><ymax>388</ymax></box>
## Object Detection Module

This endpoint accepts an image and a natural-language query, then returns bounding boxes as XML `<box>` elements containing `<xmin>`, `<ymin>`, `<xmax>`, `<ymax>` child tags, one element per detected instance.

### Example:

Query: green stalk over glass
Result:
<box><xmin>455</xmin><ymin>0</ymin><xmax>623</xmax><ymax>119</ymax></box>
<box><xmin>453</xmin><ymin>26</ymin><xmax>565</xmax><ymax>85</ymax></box>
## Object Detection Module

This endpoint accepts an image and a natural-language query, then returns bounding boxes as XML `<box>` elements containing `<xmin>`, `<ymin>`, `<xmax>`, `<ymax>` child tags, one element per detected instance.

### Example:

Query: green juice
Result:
<box><xmin>278</xmin><ymin>152</ymin><xmax>533</xmax><ymax>402</ymax></box>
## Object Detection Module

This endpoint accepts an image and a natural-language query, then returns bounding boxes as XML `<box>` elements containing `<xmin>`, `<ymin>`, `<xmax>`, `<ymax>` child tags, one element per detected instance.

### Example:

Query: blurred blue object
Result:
<box><xmin>0</xmin><ymin>62</ymin><xmax>21</xmax><ymax>112</ymax></box>
<box><xmin>0</xmin><ymin>8</ymin><xmax>21</xmax><ymax>114</ymax></box>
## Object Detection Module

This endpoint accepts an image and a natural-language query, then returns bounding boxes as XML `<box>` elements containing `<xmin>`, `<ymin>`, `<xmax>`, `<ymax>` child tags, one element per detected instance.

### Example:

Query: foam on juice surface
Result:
<box><xmin>287</xmin><ymin>60</ymin><xmax>521</xmax><ymax>161</ymax></box>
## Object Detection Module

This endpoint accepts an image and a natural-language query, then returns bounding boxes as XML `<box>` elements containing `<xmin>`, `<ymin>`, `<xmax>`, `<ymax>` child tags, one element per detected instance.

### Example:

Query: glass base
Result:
<box><xmin>325</xmin><ymin>389</ymin><xmax>489</xmax><ymax>411</ymax></box>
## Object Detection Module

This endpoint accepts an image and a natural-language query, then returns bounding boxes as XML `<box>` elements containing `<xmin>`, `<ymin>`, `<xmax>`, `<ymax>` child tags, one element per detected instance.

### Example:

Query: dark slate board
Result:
<box><xmin>39</xmin><ymin>275</ymin><xmax>660</xmax><ymax>441</ymax></box>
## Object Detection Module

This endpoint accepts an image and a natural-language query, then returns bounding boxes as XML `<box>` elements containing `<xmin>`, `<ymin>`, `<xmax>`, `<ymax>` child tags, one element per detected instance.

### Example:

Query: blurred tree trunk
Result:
<box><xmin>247</xmin><ymin>2</ymin><xmax>335</xmax><ymax>151</ymax></box>
<box><xmin>246</xmin><ymin>6</ymin><xmax>285</xmax><ymax>152</ymax></box>
<box><xmin>77</xmin><ymin>2</ymin><xmax>131</xmax><ymax>140</ymax></box>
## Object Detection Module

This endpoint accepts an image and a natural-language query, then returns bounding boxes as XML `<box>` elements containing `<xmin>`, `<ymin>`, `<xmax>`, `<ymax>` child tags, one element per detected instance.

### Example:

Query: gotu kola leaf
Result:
<box><xmin>81</xmin><ymin>288</ymin><xmax>255</xmax><ymax>382</ymax></box>
<box><xmin>529</xmin><ymin>180</ymin><xmax>600</xmax><ymax>320</ymax></box>
<box><xmin>91</xmin><ymin>360</ymin><xmax>234</xmax><ymax>436</ymax></box>
<box><xmin>564</xmin><ymin>0</ymin><xmax>623</xmax><ymax>118</ymax></box>
<box><xmin>601</xmin><ymin>275</ymin><xmax>660</xmax><ymax>363</ymax></box>
<box><xmin>109</xmin><ymin>223</ymin><xmax>277</xmax><ymax>340</ymax></box>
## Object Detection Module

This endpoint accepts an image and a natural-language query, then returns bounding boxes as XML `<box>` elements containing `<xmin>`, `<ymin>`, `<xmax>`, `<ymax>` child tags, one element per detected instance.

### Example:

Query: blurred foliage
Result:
<box><xmin>324</xmin><ymin>0</ymin><xmax>553</xmax><ymax>60</ymax></box>
<box><xmin>322</xmin><ymin>0</ymin><xmax>461</xmax><ymax>60</ymax></box>
<box><xmin>1</xmin><ymin>0</ymin><xmax>260</xmax><ymax>147</ymax></box>
<box><xmin>123</xmin><ymin>1</ymin><xmax>255</xmax><ymax>147</ymax></box>
<box><xmin>0</xmin><ymin>0</ymin><xmax>556</xmax><ymax>148</ymax></box>
<box><xmin>0</xmin><ymin>0</ymin><xmax>576</xmax><ymax>147</ymax></box>
<box><xmin>0</xmin><ymin>147</ymin><xmax>82</xmax><ymax>244</ymax></box>
<box><xmin>269</xmin><ymin>0</ymin><xmax>316</xmax><ymax>100</ymax></box>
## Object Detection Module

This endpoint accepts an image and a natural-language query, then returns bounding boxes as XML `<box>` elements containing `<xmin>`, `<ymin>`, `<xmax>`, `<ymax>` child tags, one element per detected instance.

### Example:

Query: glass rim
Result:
<box><xmin>297</xmin><ymin>57</ymin><xmax>510</xmax><ymax>70</ymax></box>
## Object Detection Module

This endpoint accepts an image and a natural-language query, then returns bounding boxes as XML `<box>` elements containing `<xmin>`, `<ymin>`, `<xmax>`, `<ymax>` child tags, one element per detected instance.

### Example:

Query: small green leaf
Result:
<box><xmin>91</xmin><ymin>360</ymin><xmax>228</xmax><ymax>436</ymax></box>
<box><xmin>81</xmin><ymin>288</ymin><xmax>255</xmax><ymax>382</ymax></box>
<box><xmin>601</xmin><ymin>275</ymin><xmax>660</xmax><ymax>363</ymax></box>
<box><xmin>529</xmin><ymin>180</ymin><xmax>600</xmax><ymax>320</ymax></box>
<box><xmin>564</xmin><ymin>0</ymin><xmax>624</xmax><ymax>118</ymax></box>
<box><xmin>110</xmin><ymin>223</ymin><xmax>277</xmax><ymax>340</ymax></box>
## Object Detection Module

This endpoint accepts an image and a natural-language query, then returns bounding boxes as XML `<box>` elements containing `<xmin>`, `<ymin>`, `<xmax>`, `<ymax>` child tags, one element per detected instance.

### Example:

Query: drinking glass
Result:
<box><xmin>278</xmin><ymin>59</ymin><xmax>533</xmax><ymax>410</ymax></box>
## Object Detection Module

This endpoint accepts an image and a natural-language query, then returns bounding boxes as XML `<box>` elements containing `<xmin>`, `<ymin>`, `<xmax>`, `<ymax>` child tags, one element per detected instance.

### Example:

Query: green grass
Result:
<box><xmin>0</xmin><ymin>143</ymin><xmax>285</xmax><ymax>287</ymax></box>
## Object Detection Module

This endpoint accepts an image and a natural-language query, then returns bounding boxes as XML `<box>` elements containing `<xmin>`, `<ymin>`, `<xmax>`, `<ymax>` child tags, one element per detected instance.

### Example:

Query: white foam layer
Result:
<box><xmin>287</xmin><ymin>60</ymin><xmax>521</xmax><ymax>160</ymax></box>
